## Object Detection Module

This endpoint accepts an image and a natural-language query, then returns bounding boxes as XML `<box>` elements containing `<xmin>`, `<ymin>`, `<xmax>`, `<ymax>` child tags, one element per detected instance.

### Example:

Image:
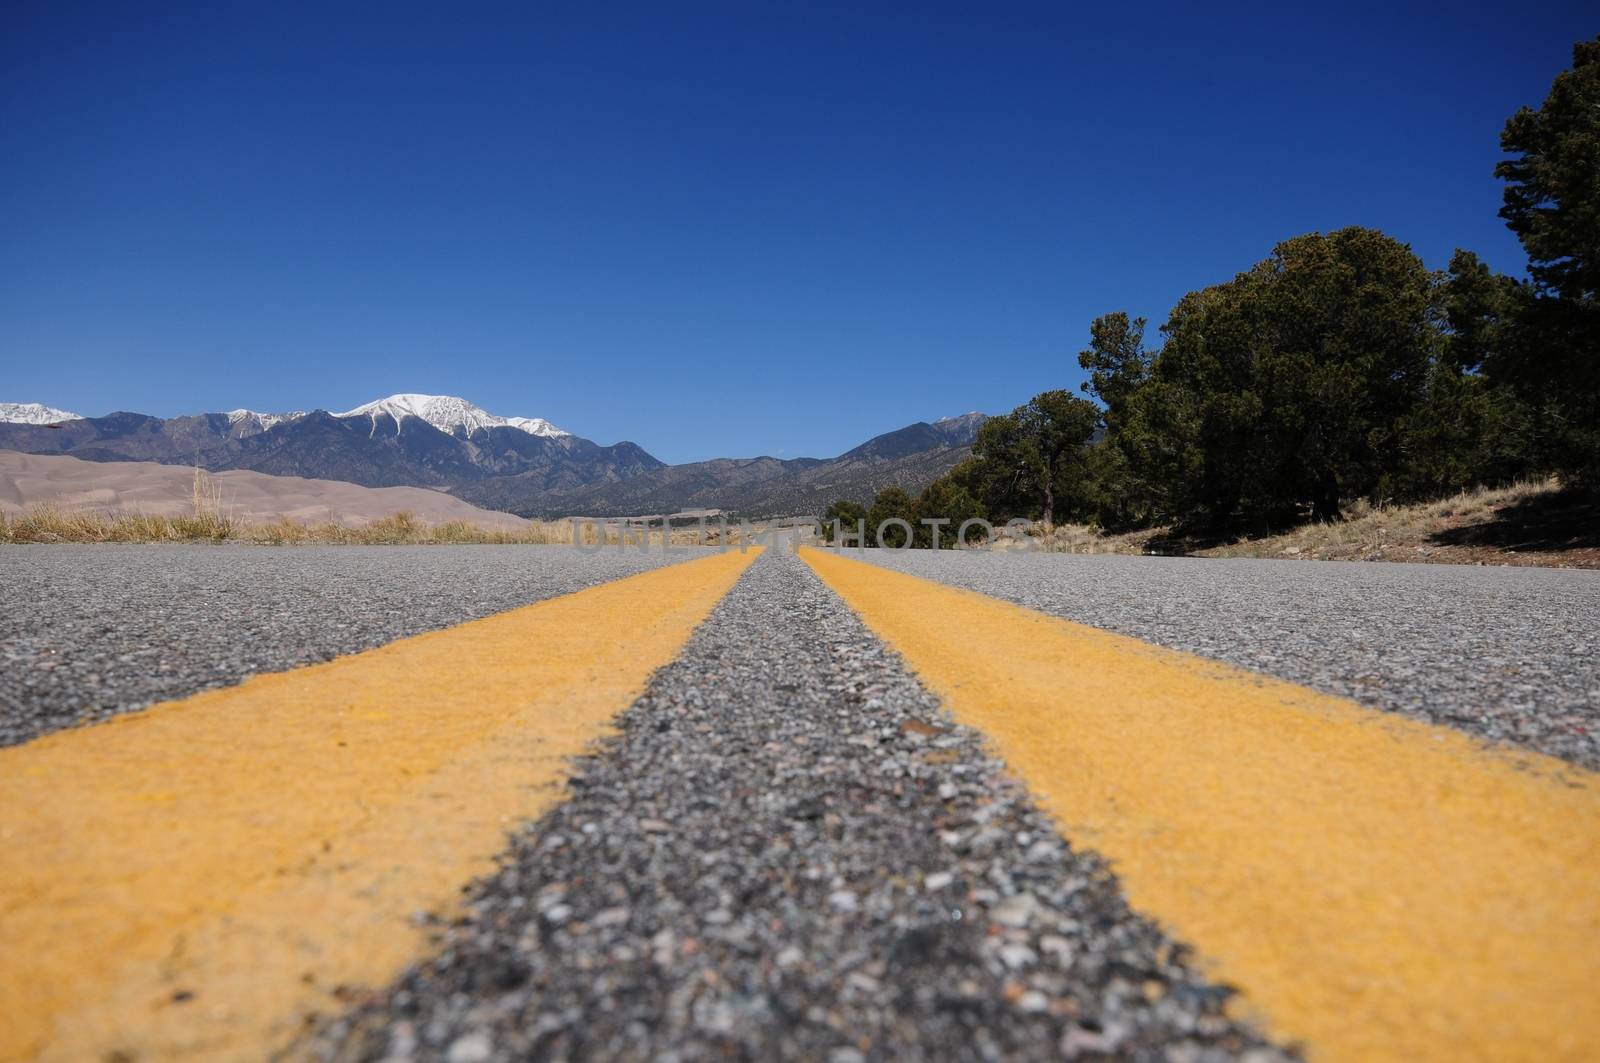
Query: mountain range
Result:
<box><xmin>480</xmin><ymin>413</ymin><xmax>989</xmax><ymax>518</ymax></box>
<box><xmin>0</xmin><ymin>403</ymin><xmax>85</xmax><ymax>425</ymax></box>
<box><xmin>0</xmin><ymin>396</ymin><xmax>986</xmax><ymax>518</ymax></box>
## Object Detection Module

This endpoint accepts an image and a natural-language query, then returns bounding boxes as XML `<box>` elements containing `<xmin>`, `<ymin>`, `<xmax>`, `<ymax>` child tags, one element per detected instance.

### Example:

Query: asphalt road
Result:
<box><xmin>0</xmin><ymin>544</ymin><xmax>693</xmax><ymax>747</ymax></box>
<box><xmin>311</xmin><ymin>549</ymin><xmax>1286</xmax><ymax>1062</ymax></box>
<box><xmin>5</xmin><ymin>542</ymin><xmax>1596</xmax><ymax>1060</ymax></box>
<box><xmin>858</xmin><ymin>550</ymin><xmax>1600</xmax><ymax>771</ymax></box>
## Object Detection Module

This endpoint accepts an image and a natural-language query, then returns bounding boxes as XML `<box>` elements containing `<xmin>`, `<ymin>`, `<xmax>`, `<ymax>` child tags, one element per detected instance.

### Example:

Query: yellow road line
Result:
<box><xmin>0</xmin><ymin>549</ymin><xmax>756</xmax><ymax>1063</ymax></box>
<box><xmin>801</xmin><ymin>547</ymin><xmax>1600</xmax><ymax>1062</ymax></box>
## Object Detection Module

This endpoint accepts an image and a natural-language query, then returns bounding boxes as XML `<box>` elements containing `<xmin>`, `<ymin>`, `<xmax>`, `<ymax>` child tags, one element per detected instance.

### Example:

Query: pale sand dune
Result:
<box><xmin>0</xmin><ymin>451</ymin><xmax>531</xmax><ymax>531</ymax></box>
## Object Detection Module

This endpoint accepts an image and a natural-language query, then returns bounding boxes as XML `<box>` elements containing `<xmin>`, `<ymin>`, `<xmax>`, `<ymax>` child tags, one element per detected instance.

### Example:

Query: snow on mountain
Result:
<box><xmin>931</xmin><ymin>411</ymin><xmax>988</xmax><ymax>445</ymax></box>
<box><xmin>335</xmin><ymin>394</ymin><xmax>570</xmax><ymax>438</ymax></box>
<box><xmin>226</xmin><ymin>409</ymin><xmax>305</xmax><ymax>431</ymax></box>
<box><xmin>0</xmin><ymin>402</ymin><xmax>83</xmax><ymax>425</ymax></box>
<box><xmin>504</xmin><ymin>415</ymin><xmax>568</xmax><ymax>437</ymax></box>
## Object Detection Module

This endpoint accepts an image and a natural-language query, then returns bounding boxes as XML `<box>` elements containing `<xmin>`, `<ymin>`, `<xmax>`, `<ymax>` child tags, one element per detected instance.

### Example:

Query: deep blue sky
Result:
<box><xmin>2</xmin><ymin>3</ymin><xmax>1592</xmax><ymax>462</ymax></box>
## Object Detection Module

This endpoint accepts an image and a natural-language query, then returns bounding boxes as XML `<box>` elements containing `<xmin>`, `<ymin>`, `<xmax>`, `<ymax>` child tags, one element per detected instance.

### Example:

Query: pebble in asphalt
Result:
<box><xmin>310</xmin><ymin>550</ymin><xmax>1292</xmax><ymax>1062</ymax></box>
<box><xmin>859</xmin><ymin>549</ymin><xmax>1600</xmax><ymax>772</ymax></box>
<box><xmin>0</xmin><ymin>544</ymin><xmax>690</xmax><ymax>747</ymax></box>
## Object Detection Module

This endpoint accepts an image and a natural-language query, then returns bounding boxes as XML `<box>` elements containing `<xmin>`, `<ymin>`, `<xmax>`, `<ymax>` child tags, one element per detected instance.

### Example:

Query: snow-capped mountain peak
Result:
<box><xmin>504</xmin><ymin>415</ymin><xmax>568</xmax><ymax>437</ymax></box>
<box><xmin>226</xmin><ymin>409</ymin><xmax>305</xmax><ymax>431</ymax></box>
<box><xmin>0</xmin><ymin>402</ymin><xmax>83</xmax><ymax>425</ymax></box>
<box><xmin>336</xmin><ymin>394</ymin><xmax>570</xmax><ymax>438</ymax></box>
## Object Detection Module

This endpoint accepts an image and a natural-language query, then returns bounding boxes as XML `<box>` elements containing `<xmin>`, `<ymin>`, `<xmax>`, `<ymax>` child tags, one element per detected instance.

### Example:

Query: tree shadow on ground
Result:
<box><xmin>1141</xmin><ymin>513</ymin><xmax>1302</xmax><ymax>555</ymax></box>
<box><xmin>1430</xmin><ymin>487</ymin><xmax>1600</xmax><ymax>553</ymax></box>
<box><xmin>1140</xmin><ymin>533</ymin><xmax>1201</xmax><ymax>556</ymax></box>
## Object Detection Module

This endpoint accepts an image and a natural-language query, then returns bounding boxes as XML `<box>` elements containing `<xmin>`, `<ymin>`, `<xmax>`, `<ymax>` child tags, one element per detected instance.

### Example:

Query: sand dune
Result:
<box><xmin>0</xmin><ymin>451</ymin><xmax>530</xmax><ymax>531</ymax></box>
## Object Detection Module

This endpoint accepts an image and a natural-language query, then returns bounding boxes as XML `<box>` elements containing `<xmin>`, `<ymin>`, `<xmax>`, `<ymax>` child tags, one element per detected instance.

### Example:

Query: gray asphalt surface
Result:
<box><xmin>9</xmin><ymin>541</ymin><xmax>1588</xmax><ymax>1059</ymax></box>
<box><xmin>0</xmin><ymin>544</ymin><xmax>695</xmax><ymax>747</ymax></box>
<box><xmin>855</xmin><ymin>549</ymin><xmax>1600</xmax><ymax>772</ymax></box>
<box><xmin>310</xmin><ymin>550</ymin><xmax>1289</xmax><ymax>1062</ymax></box>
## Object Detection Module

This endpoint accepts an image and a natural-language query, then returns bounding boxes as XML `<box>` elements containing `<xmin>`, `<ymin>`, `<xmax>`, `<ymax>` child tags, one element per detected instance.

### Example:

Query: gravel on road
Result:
<box><xmin>0</xmin><ymin>544</ymin><xmax>696</xmax><ymax>747</ymax></box>
<box><xmin>856</xmin><ymin>550</ymin><xmax>1600</xmax><ymax>772</ymax></box>
<box><xmin>310</xmin><ymin>550</ymin><xmax>1290</xmax><ymax>1062</ymax></box>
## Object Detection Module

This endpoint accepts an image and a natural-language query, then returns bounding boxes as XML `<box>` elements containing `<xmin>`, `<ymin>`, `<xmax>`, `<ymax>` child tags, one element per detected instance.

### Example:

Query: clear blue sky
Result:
<box><xmin>2</xmin><ymin>3</ymin><xmax>1592</xmax><ymax>463</ymax></box>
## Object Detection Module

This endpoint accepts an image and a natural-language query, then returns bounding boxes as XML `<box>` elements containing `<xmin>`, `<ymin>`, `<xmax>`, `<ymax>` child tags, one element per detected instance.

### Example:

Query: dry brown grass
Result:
<box><xmin>999</xmin><ymin>522</ymin><xmax>1153</xmax><ymax>555</ymax></box>
<box><xmin>1003</xmin><ymin>478</ymin><xmax>1596</xmax><ymax>568</ymax></box>
<box><xmin>1196</xmin><ymin>480</ymin><xmax>1577</xmax><ymax>565</ymax></box>
<box><xmin>1</xmin><ymin>503</ymin><xmax>241</xmax><ymax>544</ymax></box>
<box><xmin>236</xmin><ymin>512</ymin><xmax>577</xmax><ymax>545</ymax></box>
<box><xmin>0</xmin><ymin>503</ymin><xmax>753</xmax><ymax>547</ymax></box>
<box><xmin>190</xmin><ymin>466</ymin><xmax>232</xmax><ymax>533</ymax></box>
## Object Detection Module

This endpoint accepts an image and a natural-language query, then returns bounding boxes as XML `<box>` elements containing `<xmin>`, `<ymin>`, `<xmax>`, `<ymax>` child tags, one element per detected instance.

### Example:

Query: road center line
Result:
<box><xmin>801</xmin><ymin>547</ymin><xmax>1600</xmax><ymax>1062</ymax></box>
<box><xmin>0</xmin><ymin>547</ymin><xmax>757</xmax><ymax>1063</ymax></box>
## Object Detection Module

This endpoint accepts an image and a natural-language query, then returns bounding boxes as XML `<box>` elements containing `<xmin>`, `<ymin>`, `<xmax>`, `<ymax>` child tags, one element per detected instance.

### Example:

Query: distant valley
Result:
<box><xmin>0</xmin><ymin>396</ymin><xmax>986</xmax><ymax>518</ymax></box>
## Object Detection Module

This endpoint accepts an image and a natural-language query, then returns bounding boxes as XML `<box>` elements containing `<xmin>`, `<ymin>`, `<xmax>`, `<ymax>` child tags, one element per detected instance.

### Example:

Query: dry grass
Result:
<box><xmin>999</xmin><ymin>522</ymin><xmax>1153</xmax><ymax>555</ymax></box>
<box><xmin>2</xmin><ymin>469</ymin><xmax>239</xmax><ymax>542</ymax></box>
<box><xmin>0</xmin><ymin>485</ymin><xmax>743</xmax><ymax>547</ymax></box>
<box><xmin>1004</xmin><ymin>478</ymin><xmax>1596</xmax><ymax>568</ymax></box>
<box><xmin>18</xmin><ymin>476</ymin><xmax>1580</xmax><ymax>564</ymax></box>
<box><xmin>236</xmin><ymin>512</ymin><xmax>579</xmax><ymax>545</ymax></box>
<box><xmin>0</xmin><ymin>506</ymin><xmax>553</xmax><ymax>545</ymax></box>
<box><xmin>1196</xmin><ymin>479</ymin><xmax>1582</xmax><ymax>565</ymax></box>
<box><xmin>1</xmin><ymin>506</ymin><xmax>231</xmax><ymax>544</ymax></box>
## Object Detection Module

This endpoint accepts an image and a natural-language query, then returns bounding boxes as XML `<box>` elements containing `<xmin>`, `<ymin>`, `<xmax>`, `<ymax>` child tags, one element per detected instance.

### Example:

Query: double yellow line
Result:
<box><xmin>2</xmin><ymin>545</ymin><xmax>1596</xmax><ymax>1061</ymax></box>
<box><xmin>803</xmin><ymin>548</ymin><xmax>1600</xmax><ymax>1062</ymax></box>
<box><xmin>0</xmin><ymin>549</ymin><xmax>756</xmax><ymax>1062</ymax></box>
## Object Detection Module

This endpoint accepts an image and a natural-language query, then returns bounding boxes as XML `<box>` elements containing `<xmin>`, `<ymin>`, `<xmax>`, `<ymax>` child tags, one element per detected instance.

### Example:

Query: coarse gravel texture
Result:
<box><xmin>309</xmin><ymin>550</ymin><xmax>1292</xmax><ymax>1062</ymax></box>
<box><xmin>855</xmin><ymin>549</ymin><xmax>1600</xmax><ymax>772</ymax></box>
<box><xmin>0</xmin><ymin>543</ymin><xmax>702</xmax><ymax>747</ymax></box>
